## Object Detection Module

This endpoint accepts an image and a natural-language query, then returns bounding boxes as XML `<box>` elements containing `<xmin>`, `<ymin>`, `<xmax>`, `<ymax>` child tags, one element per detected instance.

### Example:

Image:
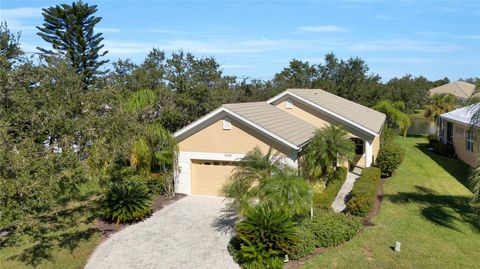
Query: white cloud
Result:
<box><xmin>97</xmin><ymin>27</ymin><xmax>121</xmax><ymax>33</ymax></box>
<box><xmin>348</xmin><ymin>39</ymin><xmax>461</xmax><ymax>52</ymax></box>
<box><xmin>1</xmin><ymin>7</ymin><xmax>43</xmax><ymax>33</ymax></box>
<box><xmin>461</xmin><ymin>35</ymin><xmax>480</xmax><ymax>40</ymax></box>
<box><xmin>299</xmin><ymin>25</ymin><xmax>347</xmax><ymax>33</ymax></box>
<box><xmin>144</xmin><ymin>29</ymin><xmax>186</xmax><ymax>34</ymax></box>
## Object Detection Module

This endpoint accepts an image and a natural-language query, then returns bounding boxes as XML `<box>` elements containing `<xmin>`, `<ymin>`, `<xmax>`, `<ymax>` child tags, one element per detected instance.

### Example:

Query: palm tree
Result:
<box><xmin>257</xmin><ymin>172</ymin><xmax>313</xmax><ymax>217</ymax></box>
<box><xmin>222</xmin><ymin>147</ymin><xmax>284</xmax><ymax>215</ymax></box>
<box><xmin>373</xmin><ymin>100</ymin><xmax>411</xmax><ymax>136</ymax></box>
<box><xmin>468</xmin><ymin>164</ymin><xmax>480</xmax><ymax>213</ymax></box>
<box><xmin>424</xmin><ymin>93</ymin><xmax>457</xmax><ymax>120</ymax></box>
<box><xmin>130</xmin><ymin>123</ymin><xmax>178</xmax><ymax>195</ymax></box>
<box><xmin>300</xmin><ymin>125</ymin><xmax>355</xmax><ymax>181</ymax></box>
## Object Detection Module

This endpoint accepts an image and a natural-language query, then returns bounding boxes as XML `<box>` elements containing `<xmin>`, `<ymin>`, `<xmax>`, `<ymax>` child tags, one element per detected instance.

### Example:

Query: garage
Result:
<box><xmin>190</xmin><ymin>160</ymin><xmax>238</xmax><ymax>196</ymax></box>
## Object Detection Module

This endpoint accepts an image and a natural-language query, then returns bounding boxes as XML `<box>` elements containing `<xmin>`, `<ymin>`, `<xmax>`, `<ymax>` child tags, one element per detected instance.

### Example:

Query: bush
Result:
<box><xmin>286</xmin><ymin>225</ymin><xmax>316</xmax><ymax>260</ymax></box>
<box><xmin>346</xmin><ymin>167</ymin><xmax>381</xmax><ymax>217</ymax></box>
<box><xmin>302</xmin><ymin>209</ymin><xmax>362</xmax><ymax>248</ymax></box>
<box><xmin>101</xmin><ymin>181</ymin><xmax>153</xmax><ymax>224</ymax></box>
<box><xmin>314</xmin><ymin>167</ymin><xmax>348</xmax><ymax>209</ymax></box>
<box><xmin>375</xmin><ymin>143</ymin><xmax>405</xmax><ymax>177</ymax></box>
<box><xmin>427</xmin><ymin>134</ymin><xmax>439</xmax><ymax>147</ymax></box>
<box><xmin>233</xmin><ymin>205</ymin><xmax>298</xmax><ymax>267</ymax></box>
<box><xmin>433</xmin><ymin>143</ymin><xmax>455</xmax><ymax>157</ymax></box>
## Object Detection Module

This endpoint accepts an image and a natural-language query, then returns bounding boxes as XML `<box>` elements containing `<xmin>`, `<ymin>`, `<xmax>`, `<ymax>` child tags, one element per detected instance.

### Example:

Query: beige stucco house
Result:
<box><xmin>429</xmin><ymin>81</ymin><xmax>476</xmax><ymax>99</ymax></box>
<box><xmin>438</xmin><ymin>104</ymin><xmax>479</xmax><ymax>166</ymax></box>
<box><xmin>174</xmin><ymin>89</ymin><xmax>386</xmax><ymax>196</ymax></box>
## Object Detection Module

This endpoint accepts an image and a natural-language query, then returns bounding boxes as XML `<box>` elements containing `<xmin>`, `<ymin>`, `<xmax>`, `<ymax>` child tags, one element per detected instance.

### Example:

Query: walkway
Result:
<box><xmin>331</xmin><ymin>167</ymin><xmax>362</xmax><ymax>212</ymax></box>
<box><xmin>85</xmin><ymin>196</ymin><xmax>239</xmax><ymax>269</ymax></box>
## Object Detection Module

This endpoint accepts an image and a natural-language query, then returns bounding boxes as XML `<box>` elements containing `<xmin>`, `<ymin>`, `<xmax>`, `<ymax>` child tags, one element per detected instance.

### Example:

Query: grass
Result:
<box><xmin>0</xmin><ymin>181</ymin><xmax>102</xmax><ymax>269</ymax></box>
<box><xmin>302</xmin><ymin>137</ymin><xmax>480</xmax><ymax>269</ymax></box>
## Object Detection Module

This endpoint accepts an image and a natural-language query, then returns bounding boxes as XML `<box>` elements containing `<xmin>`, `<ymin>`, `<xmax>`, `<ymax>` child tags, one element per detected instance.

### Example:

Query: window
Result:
<box><xmin>466</xmin><ymin>131</ymin><xmax>474</xmax><ymax>152</ymax></box>
<box><xmin>222</xmin><ymin>117</ymin><xmax>231</xmax><ymax>130</ymax></box>
<box><xmin>285</xmin><ymin>99</ymin><xmax>293</xmax><ymax>109</ymax></box>
<box><xmin>351</xmin><ymin>138</ymin><xmax>364</xmax><ymax>155</ymax></box>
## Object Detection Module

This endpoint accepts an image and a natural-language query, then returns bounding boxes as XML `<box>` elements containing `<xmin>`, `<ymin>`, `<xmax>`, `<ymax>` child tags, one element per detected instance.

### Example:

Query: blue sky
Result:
<box><xmin>1</xmin><ymin>0</ymin><xmax>479</xmax><ymax>81</ymax></box>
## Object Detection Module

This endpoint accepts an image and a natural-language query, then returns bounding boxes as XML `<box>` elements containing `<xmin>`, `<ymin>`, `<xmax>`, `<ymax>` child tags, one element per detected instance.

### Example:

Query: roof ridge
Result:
<box><xmin>453</xmin><ymin>81</ymin><xmax>469</xmax><ymax>97</ymax></box>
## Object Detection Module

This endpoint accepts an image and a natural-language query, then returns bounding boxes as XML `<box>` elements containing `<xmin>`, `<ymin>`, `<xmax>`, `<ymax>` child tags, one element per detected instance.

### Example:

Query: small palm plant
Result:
<box><xmin>235</xmin><ymin>205</ymin><xmax>299</xmax><ymax>268</ymax></box>
<box><xmin>300</xmin><ymin>125</ymin><xmax>355</xmax><ymax>181</ymax></box>
<box><xmin>101</xmin><ymin>181</ymin><xmax>153</xmax><ymax>224</ymax></box>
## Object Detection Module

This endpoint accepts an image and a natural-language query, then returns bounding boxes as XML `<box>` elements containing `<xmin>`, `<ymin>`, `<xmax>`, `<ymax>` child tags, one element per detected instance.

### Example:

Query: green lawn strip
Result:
<box><xmin>302</xmin><ymin>137</ymin><xmax>479</xmax><ymax>269</ymax></box>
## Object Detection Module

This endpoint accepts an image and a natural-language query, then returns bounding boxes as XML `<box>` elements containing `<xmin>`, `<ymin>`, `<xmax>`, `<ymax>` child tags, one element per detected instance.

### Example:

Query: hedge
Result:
<box><xmin>314</xmin><ymin>167</ymin><xmax>348</xmax><ymax>209</ymax></box>
<box><xmin>346</xmin><ymin>167</ymin><xmax>381</xmax><ymax>217</ymax></box>
<box><xmin>375</xmin><ymin>143</ymin><xmax>405</xmax><ymax>177</ymax></box>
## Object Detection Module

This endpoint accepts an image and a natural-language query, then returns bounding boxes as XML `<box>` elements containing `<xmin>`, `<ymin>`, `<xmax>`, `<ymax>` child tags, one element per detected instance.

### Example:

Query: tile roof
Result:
<box><xmin>223</xmin><ymin>102</ymin><xmax>317</xmax><ymax>147</ymax></box>
<box><xmin>430</xmin><ymin>81</ymin><xmax>476</xmax><ymax>99</ymax></box>
<box><xmin>284</xmin><ymin>89</ymin><xmax>386</xmax><ymax>134</ymax></box>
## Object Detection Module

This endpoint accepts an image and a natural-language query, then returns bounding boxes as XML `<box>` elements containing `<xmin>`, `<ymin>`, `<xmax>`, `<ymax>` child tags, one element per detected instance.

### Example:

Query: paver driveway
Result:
<box><xmin>85</xmin><ymin>196</ymin><xmax>239</xmax><ymax>269</ymax></box>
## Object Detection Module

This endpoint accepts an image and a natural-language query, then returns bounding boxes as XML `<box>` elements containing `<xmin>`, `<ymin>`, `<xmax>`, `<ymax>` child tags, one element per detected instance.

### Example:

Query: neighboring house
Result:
<box><xmin>174</xmin><ymin>89</ymin><xmax>386</xmax><ymax>196</ymax></box>
<box><xmin>429</xmin><ymin>81</ymin><xmax>476</xmax><ymax>99</ymax></box>
<box><xmin>438</xmin><ymin>104</ymin><xmax>480</xmax><ymax>166</ymax></box>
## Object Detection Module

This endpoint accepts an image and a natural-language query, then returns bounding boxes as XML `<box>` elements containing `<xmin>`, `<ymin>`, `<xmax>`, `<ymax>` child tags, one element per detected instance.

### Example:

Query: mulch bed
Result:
<box><xmin>94</xmin><ymin>193</ymin><xmax>186</xmax><ymax>238</ymax></box>
<box><xmin>284</xmin><ymin>178</ymin><xmax>386</xmax><ymax>268</ymax></box>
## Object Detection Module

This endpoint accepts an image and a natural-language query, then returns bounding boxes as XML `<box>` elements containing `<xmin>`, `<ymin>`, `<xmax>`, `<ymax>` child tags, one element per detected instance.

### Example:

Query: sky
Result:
<box><xmin>1</xmin><ymin>0</ymin><xmax>479</xmax><ymax>81</ymax></box>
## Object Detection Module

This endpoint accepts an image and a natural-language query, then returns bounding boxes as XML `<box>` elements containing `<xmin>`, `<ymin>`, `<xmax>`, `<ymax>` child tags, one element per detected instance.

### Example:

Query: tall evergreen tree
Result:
<box><xmin>36</xmin><ymin>0</ymin><xmax>108</xmax><ymax>87</ymax></box>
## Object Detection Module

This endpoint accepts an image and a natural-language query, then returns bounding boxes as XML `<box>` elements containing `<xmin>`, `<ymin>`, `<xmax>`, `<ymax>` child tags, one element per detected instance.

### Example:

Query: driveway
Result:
<box><xmin>85</xmin><ymin>196</ymin><xmax>239</xmax><ymax>269</ymax></box>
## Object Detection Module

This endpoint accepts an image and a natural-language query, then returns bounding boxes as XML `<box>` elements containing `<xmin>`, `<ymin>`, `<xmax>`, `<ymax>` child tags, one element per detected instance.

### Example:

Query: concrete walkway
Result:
<box><xmin>331</xmin><ymin>167</ymin><xmax>362</xmax><ymax>212</ymax></box>
<box><xmin>85</xmin><ymin>196</ymin><xmax>239</xmax><ymax>269</ymax></box>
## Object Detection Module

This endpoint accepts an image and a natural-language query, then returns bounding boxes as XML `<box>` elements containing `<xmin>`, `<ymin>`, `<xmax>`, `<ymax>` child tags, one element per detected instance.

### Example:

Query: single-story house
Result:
<box><xmin>429</xmin><ymin>81</ymin><xmax>476</xmax><ymax>99</ymax></box>
<box><xmin>438</xmin><ymin>104</ymin><xmax>480</xmax><ymax>166</ymax></box>
<box><xmin>174</xmin><ymin>89</ymin><xmax>386</xmax><ymax>196</ymax></box>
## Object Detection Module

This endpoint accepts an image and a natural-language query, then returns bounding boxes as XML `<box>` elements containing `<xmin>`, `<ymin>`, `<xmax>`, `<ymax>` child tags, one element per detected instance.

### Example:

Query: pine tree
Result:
<box><xmin>36</xmin><ymin>1</ymin><xmax>108</xmax><ymax>87</ymax></box>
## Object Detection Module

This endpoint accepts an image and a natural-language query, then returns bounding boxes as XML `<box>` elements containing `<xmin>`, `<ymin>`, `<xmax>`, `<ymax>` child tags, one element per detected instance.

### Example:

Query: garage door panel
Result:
<box><xmin>191</xmin><ymin>160</ymin><xmax>237</xmax><ymax>196</ymax></box>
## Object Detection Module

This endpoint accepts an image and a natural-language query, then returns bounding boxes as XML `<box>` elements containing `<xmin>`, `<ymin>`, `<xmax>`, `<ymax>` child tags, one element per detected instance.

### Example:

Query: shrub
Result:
<box><xmin>233</xmin><ymin>205</ymin><xmax>298</xmax><ymax>267</ymax></box>
<box><xmin>346</xmin><ymin>167</ymin><xmax>381</xmax><ymax>217</ymax></box>
<box><xmin>433</xmin><ymin>143</ymin><xmax>455</xmax><ymax>157</ymax></box>
<box><xmin>427</xmin><ymin>134</ymin><xmax>439</xmax><ymax>147</ymax></box>
<box><xmin>286</xmin><ymin>225</ymin><xmax>316</xmax><ymax>260</ymax></box>
<box><xmin>345</xmin><ymin>196</ymin><xmax>372</xmax><ymax>217</ymax></box>
<box><xmin>314</xmin><ymin>167</ymin><xmax>348</xmax><ymax>209</ymax></box>
<box><xmin>303</xmin><ymin>209</ymin><xmax>362</xmax><ymax>248</ymax></box>
<box><xmin>375</xmin><ymin>143</ymin><xmax>405</xmax><ymax>177</ymax></box>
<box><xmin>101</xmin><ymin>181</ymin><xmax>153</xmax><ymax>224</ymax></box>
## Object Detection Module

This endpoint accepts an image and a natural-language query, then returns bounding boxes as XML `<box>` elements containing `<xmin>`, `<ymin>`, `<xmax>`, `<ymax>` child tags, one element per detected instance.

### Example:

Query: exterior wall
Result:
<box><xmin>276</xmin><ymin>99</ymin><xmax>380</xmax><ymax>168</ymax></box>
<box><xmin>450</xmin><ymin>122</ymin><xmax>479</xmax><ymax>166</ymax></box>
<box><xmin>176</xmin><ymin>118</ymin><xmax>298</xmax><ymax>194</ymax></box>
<box><xmin>178</xmin><ymin>118</ymin><xmax>291</xmax><ymax>156</ymax></box>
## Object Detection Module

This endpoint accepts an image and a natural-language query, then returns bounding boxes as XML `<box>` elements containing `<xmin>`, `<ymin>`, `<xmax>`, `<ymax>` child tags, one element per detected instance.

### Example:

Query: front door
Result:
<box><xmin>447</xmin><ymin>122</ymin><xmax>453</xmax><ymax>144</ymax></box>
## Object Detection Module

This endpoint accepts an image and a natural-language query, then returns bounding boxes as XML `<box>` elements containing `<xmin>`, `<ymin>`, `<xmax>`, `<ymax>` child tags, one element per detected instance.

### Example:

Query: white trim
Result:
<box><xmin>268</xmin><ymin>90</ymin><xmax>379</xmax><ymax>136</ymax></box>
<box><xmin>365</xmin><ymin>139</ymin><xmax>373</xmax><ymax>167</ymax></box>
<box><xmin>174</xmin><ymin>106</ymin><xmax>300</xmax><ymax>151</ymax></box>
<box><xmin>176</xmin><ymin>151</ymin><xmax>298</xmax><ymax>195</ymax></box>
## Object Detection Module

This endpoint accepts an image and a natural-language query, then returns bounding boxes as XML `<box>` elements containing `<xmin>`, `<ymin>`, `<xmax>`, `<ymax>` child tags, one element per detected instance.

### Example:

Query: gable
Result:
<box><xmin>178</xmin><ymin>117</ymin><xmax>294</xmax><ymax>157</ymax></box>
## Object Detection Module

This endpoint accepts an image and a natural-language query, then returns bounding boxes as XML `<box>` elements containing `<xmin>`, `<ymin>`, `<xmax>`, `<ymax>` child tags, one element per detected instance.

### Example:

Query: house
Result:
<box><xmin>429</xmin><ymin>81</ymin><xmax>476</xmax><ymax>99</ymax></box>
<box><xmin>438</xmin><ymin>104</ymin><xmax>479</xmax><ymax>166</ymax></box>
<box><xmin>174</xmin><ymin>89</ymin><xmax>386</xmax><ymax>196</ymax></box>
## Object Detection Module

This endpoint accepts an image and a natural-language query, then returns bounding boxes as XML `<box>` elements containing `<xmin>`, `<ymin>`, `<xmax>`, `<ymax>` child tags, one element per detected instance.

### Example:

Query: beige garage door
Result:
<box><xmin>191</xmin><ymin>160</ymin><xmax>237</xmax><ymax>196</ymax></box>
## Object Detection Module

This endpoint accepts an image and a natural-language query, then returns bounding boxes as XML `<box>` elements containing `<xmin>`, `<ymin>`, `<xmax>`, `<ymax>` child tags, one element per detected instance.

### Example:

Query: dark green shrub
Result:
<box><xmin>427</xmin><ymin>134</ymin><xmax>439</xmax><ymax>147</ymax></box>
<box><xmin>303</xmin><ymin>209</ymin><xmax>362</xmax><ymax>248</ymax></box>
<box><xmin>375</xmin><ymin>143</ymin><xmax>405</xmax><ymax>177</ymax></box>
<box><xmin>233</xmin><ymin>205</ymin><xmax>298</xmax><ymax>267</ymax></box>
<box><xmin>346</xmin><ymin>167</ymin><xmax>381</xmax><ymax>217</ymax></box>
<box><xmin>433</xmin><ymin>143</ymin><xmax>455</xmax><ymax>157</ymax></box>
<box><xmin>286</xmin><ymin>225</ymin><xmax>316</xmax><ymax>260</ymax></box>
<box><xmin>380</xmin><ymin>126</ymin><xmax>398</xmax><ymax>147</ymax></box>
<box><xmin>101</xmin><ymin>181</ymin><xmax>153</xmax><ymax>224</ymax></box>
<box><xmin>345</xmin><ymin>196</ymin><xmax>373</xmax><ymax>217</ymax></box>
<box><xmin>314</xmin><ymin>167</ymin><xmax>348</xmax><ymax>209</ymax></box>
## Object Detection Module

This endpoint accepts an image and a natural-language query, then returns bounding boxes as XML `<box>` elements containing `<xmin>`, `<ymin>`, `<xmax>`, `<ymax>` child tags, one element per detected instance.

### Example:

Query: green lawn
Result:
<box><xmin>0</xmin><ymin>182</ymin><xmax>102</xmax><ymax>269</ymax></box>
<box><xmin>302</xmin><ymin>137</ymin><xmax>480</xmax><ymax>269</ymax></box>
